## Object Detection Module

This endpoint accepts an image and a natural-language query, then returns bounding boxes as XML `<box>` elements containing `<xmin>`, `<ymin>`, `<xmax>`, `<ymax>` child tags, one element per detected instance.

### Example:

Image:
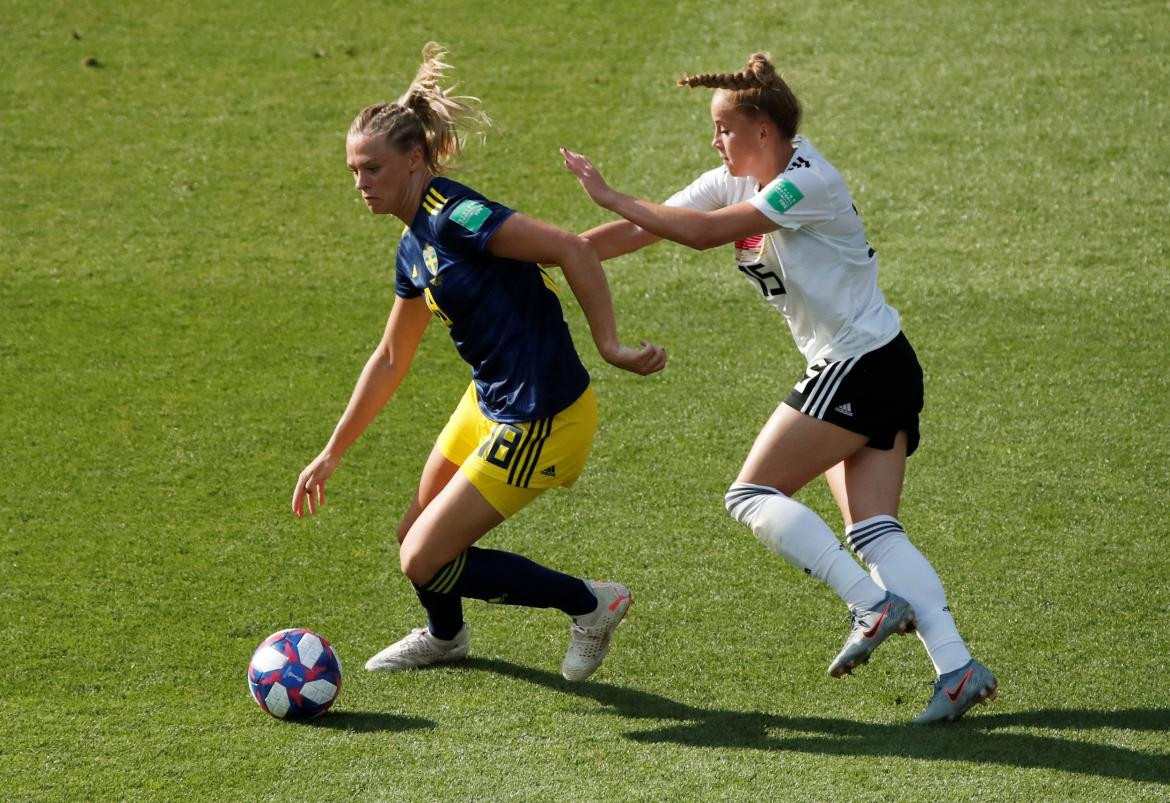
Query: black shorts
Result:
<box><xmin>783</xmin><ymin>332</ymin><xmax>924</xmax><ymax>456</ymax></box>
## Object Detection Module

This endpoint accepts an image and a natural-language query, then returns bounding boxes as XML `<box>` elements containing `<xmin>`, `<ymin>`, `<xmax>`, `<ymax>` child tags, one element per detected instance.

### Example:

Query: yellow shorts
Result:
<box><xmin>436</xmin><ymin>383</ymin><xmax>598</xmax><ymax>518</ymax></box>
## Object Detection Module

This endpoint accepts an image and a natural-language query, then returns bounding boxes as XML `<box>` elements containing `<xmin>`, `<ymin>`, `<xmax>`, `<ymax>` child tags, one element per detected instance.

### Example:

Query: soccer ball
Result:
<box><xmin>247</xmin><ymin>628</ymin><xmax>342</xmax><ymax>720</ymax></box>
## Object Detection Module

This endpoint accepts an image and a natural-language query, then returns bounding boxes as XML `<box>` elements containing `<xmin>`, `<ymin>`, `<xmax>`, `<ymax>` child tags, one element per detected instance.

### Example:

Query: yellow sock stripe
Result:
<box><xmin>427</xmin><ymin>552</ymin><xmax>465</xmax><ymax>594</ymax></box>
<box><xmin>424</xmin><ymin>551</ymin><xmax>467</xmax><ymax>594</ymax></box>
<box><xmin>421</xmin><ymin>562</ymin><xmax>452</xmax><ymax>593</ymax></box>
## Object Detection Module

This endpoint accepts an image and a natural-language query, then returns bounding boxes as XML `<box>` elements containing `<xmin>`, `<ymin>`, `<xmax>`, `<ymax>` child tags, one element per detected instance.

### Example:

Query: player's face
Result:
<box><xmin>346</xmin><ymin>134</ymin><xmax>416</xmax><ymax>215</ymax></box>
<box><xmin>710</xmin><ymin>91</ymin><xmax>763</xmax><ymax>178</ymax></box>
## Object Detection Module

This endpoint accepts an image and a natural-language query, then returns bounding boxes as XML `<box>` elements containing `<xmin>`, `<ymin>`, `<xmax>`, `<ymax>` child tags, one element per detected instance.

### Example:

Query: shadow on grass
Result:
<box><xmin>309</xmin><ymin>710</ymin><xmax>435</xmax><ymax>734</ymax></box>
<box><xmin>465</xmin><ymin>657</ymin><xmax>1170</xmax><ymax>785</ymax></box>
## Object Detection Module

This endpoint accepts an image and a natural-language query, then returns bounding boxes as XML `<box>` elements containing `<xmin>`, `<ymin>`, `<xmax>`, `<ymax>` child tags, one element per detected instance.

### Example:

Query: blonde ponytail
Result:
<box><xmin>349</xmin><ymin>42</ymin><xmax>492</xmax><ymax>174</ymax></box>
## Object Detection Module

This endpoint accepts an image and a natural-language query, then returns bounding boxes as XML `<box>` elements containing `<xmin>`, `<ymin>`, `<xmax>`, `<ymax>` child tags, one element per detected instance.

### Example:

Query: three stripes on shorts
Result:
<box><xmin>800</xmin><ymin>355</ymin><xmax>860</xmax><ymax>419</ymax></box>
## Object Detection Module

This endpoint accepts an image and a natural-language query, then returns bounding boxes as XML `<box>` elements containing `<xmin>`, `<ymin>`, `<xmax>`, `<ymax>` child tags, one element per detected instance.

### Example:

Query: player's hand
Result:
<box><xmin>292</xmin><ymin>451</ymin><xmax>339</xmax><ymax>517</ymax></box>
<box><xmin>560</xmin><ymin>148</ymin><xmax>616</xmax><ymax>209</ymax></box>
<box><xmin>603</xmin><ymin>339</ymin><xmax>668</xmax><ymax>376</ymax></box>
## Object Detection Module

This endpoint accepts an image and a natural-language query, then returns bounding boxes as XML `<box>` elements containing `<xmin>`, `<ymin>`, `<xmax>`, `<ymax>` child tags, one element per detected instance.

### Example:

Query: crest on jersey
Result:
<box><xmin>422</xmin><ymin>244</ymin><xmax>439</xmax><ymax>277</ymax></box>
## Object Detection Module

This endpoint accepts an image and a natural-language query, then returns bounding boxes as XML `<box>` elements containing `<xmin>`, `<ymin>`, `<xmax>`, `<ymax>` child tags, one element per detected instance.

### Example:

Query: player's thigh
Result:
<box><xmin>458</xmin><ymin>385</ymin><xmax>597</xmax><ymax>519</ymax></box>
<box><xmin>396</xmin><ymin>385</ymin><xmax>484</xmax><ymax>542</ymax></box>
<box><xmin>399</xmin><ymin>472</ymin><xmax>505</xmax><ymax>584</ymax></box>
<box><xmin>825</xmin><ymin>430</ymin><xmax>909</xmax><ymax>527</ymax></box>
<box><xmin>745</xmin><ymin>334</ymin><xmax>923</xmax><ymax>497</ymax></box>
<box><xmin>737</xmin><ymin>402</ymin><xmax>868</xmax><ymax>495</ymax></box>
<box><xmin>396</xmin><ymin>446</ymin><xmax>461</xmax><ymax>543</ymax></box>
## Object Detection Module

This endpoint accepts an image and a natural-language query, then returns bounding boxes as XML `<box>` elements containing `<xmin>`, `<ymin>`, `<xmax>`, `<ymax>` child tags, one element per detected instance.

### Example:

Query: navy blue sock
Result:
<box><xmin>418</xmin><ymin>546</ymin><xmax>598</xmax><ymax>617</ymax></box>
<box><xmin>413</xmin><ymin>586</ymin><xmax>465</xmax><ymax>641</ymax></box>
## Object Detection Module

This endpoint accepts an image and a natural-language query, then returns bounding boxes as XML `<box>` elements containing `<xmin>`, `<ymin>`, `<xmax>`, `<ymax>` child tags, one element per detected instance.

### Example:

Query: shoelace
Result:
<box><xmin>569</xmin><ymin>623</ymin><xmax>607</xmax><ymax>655</ymax></box>
<box><xmin>400</xmin><ymin>628</ymin><xmax>445</xmax><ymax>655</ymax></box>
<box><xmin>843</xmin><ymin>609</ymin><xmax>872</xmax><ymax>633</ymax></box>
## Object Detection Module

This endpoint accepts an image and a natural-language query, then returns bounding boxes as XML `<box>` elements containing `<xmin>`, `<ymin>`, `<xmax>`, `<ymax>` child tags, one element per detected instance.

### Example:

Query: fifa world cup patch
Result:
<box><xmin>450</xmin><ymin>199</ymin><xmax>491</xmax><ymax>232</ymax></box>
<box><xmin>763</xmin><ymin>178</ymin><xmax>804</xmax><ymax>214</ymax></box>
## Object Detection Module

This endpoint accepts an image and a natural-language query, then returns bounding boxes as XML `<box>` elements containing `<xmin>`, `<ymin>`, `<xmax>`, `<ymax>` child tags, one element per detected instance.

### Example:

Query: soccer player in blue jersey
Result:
<box><xmin>562</xmin><ymin>52</ymin><xmax>997</xmax><ymax>722</ymax></box>
<box><xmin>292</xmin><ymin>43</ymin><xmax>666</xmax><ymax>681</ymax></box>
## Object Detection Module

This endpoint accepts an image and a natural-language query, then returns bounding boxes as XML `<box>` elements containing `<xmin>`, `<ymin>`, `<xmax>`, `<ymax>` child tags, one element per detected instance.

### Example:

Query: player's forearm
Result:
<box><xmin>598</xmin><ymin>192</ymin><xmax>715</xmax><ymax>250</ymax></box>
<box><xmin>323</xmin><ymin>350</ymin><xmax>407</xmax><ymax>459</ymax></box>
<box><xmin>558</xmin><ymin>240</ymin><xmax>622</xmax><ymax>361</ymax></box>
<box><xmin>580</xmin><ymin>220</ymin><xmax>660</xmax><ymax>261</ymax></box>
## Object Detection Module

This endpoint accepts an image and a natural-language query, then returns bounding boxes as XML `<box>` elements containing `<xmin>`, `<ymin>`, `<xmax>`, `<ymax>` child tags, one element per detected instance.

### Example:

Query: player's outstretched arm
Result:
<box><xmin>580</xmin><ymin>219</ymin><xmax>661</xmax><ymax>262</ymax></box>
<box><xmin>488</xmin><ymin>213</ymin><xmax>667</xmax><ymax>376</ymax></box>
<box><xmin>292</xmin><ymin>296</ymin><xmax>432</xmax><ymax>517</ymax></box>
<box><xmin>561</xmin><ymin>147</ymin><xmax>775</xmax><ymax>251</ymax></box>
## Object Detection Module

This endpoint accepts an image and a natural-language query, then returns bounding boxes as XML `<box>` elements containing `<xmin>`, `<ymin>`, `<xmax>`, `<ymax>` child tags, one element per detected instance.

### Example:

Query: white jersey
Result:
<box><xmin>665</xmin><ymin>137</ymin><xmax>900</xmax><ymax>365</ymax></box>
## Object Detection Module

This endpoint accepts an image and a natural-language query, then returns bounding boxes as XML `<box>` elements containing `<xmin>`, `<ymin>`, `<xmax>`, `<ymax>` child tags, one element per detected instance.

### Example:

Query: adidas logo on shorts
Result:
<box><xmin>540</xmin><ymin>465</ymin><xmax>556</xmax><ymax>477</ymax></box>
<box><xmin>834</xmin><ymin>402</ymin><xmax>854</xmax><ymax>417</ymax></box>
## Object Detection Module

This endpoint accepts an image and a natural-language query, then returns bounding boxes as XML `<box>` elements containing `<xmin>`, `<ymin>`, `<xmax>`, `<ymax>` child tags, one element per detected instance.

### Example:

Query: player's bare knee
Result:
<box><xmin>399</xmin><ymin>545</ymin><xmax>437</xmax><ymax>586</ymax></box>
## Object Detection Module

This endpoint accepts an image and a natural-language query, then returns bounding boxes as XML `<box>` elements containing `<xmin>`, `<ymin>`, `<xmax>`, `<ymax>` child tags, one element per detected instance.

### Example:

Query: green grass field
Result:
<box><xmin>4</xmin><ymin>0</ymin><xmax>1169</xmax><ymax>799</ymax></box>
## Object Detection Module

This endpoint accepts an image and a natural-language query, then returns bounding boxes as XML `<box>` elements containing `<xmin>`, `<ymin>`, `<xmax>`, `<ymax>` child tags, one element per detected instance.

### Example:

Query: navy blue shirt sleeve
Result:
<box><xmin>432</xmin><ymin>196</ymin><xmax>515</xmax><ymax>255</ymax></box>
<box><xmin>394</xmin><ymin>239</ymin><xmax>422</xmax><ymax>299</ymax></box>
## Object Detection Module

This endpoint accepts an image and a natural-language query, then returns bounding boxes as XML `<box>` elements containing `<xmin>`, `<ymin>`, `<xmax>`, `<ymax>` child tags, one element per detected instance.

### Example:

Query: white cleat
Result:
<box><xmin>364</xmin><ymin>624</ymin><xmax>470</xmax><ymax>671</ymax></box>
<box><xmin>561</xmin><ymin>581</ymin><xmax>632</xmax><ymax>682</ymax></box>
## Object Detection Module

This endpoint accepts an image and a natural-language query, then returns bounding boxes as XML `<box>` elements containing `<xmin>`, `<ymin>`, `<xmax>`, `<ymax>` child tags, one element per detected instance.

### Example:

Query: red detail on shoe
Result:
<box><xmin>735</xmin><ymin>235</ymin><xmax>764</xmax><ymax>250</ymax></box>
<box><xmin>609</xmin><ymin>591</ymin><xmax>631</xmax><ymax>613</ymax></box>
<box><xmin>945</xmin><ymin>668</ymin><xmax>975</xmax><ymax>703</ymax></box>
<box><xmin>861</xmin><ymin>603</ymin><xmax>890</xmax><ymax>639</ymax></box>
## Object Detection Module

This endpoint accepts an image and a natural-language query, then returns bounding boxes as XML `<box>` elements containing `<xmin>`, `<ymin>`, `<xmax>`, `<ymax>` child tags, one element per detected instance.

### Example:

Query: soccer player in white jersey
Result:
<box><xmin>561</xmin><ymin>52</ymin><xmax>997</xmax><ymax>723</ymax></box>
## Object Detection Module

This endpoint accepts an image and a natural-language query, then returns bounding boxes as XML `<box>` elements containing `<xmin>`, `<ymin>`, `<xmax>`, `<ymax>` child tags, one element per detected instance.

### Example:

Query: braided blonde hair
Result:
<box><xmin>349</xmin><ymin>42</ymin><xmax>492</xmax><ymax>174</ymax></box>
<box><xmin>678</xmin><ymin>52</ymin><xmax>801</xmax><ymax>139</ymax></box>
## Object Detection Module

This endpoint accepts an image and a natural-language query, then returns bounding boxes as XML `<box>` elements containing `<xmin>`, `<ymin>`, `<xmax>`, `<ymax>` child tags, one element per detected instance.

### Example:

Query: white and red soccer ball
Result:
<box><xmin>248</xmin><ymin>628</ymin><xmax>342</xmax><ymax>720</ymax></box>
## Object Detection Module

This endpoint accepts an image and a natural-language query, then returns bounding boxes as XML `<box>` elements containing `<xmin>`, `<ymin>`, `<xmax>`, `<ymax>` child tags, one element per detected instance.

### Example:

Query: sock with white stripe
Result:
<box><xmin>846</xmin><ymin>515</ymin><xmax>971</xmax><ymax>675</ymax></box>
<box><xmin>725</xmin><ymin>483</ymin><xmax>886</xmax><ymax>610</ymax></box>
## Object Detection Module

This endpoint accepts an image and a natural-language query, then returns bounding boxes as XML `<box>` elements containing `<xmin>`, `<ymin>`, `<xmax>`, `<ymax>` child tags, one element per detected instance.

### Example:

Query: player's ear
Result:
<box><xmin>407</xmin><ymin>143</ymin><xmax>425</xmax><ymax>172</ymax></box>
<box><xmin>757</xmin><ymin>119</ymin><xmax>771</xmax><ymax>145</ymax></box>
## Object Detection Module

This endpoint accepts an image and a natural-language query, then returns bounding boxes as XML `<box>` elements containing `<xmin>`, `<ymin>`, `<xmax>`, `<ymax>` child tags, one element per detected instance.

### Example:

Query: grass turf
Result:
<box><xmin>3</xmin><ymin>0</ymin><xmax>1169</xmax><ymax>799</ymax></box>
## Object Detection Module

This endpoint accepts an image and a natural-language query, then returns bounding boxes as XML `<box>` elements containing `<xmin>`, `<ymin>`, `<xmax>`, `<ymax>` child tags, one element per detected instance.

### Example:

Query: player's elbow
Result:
<box><xmin>559</xmin><ymin>232</ymin><xmax>596</xmax><ymax>264</ymax></box>
<box><xmin>372</xmin><ymin>342</ymin><xmax>396</xmax><ymax>370</ymax></box>
<box><xmin>687</xmin><ymin>227</ymin><xmax>731</xmax><ymax>251</ymax></box>
<box><xmin>370</xmin><ymin>342</ymin><xmax>408</xmax><ymax>385</ymax></box>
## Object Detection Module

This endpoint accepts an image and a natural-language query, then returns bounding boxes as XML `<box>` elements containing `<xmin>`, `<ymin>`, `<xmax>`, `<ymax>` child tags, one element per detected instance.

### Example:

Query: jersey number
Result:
<box><xmin>477</xmin><ymin>423</ymin><xmax>524</xmax><ymax>469</ymax></box>
<box><xmin>738</xmin><ymin>263</ymin><xmax>786</xmax><ymax>298</ymax></box>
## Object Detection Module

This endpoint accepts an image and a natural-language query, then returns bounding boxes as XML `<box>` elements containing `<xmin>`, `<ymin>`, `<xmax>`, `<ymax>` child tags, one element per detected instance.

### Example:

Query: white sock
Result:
<box><xmin>726</xmin><ymin>483</ymin><xmax>886</xmax><ymax>611</ymax></box>
<box><xmin>846</xmin><ymin>515</ymin><xmax>971</xmax><ymax>675</ymax></box>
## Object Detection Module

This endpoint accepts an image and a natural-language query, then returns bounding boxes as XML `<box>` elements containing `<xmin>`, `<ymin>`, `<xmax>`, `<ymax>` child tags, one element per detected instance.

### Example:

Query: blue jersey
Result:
<box><xmin>395</xmin><ymin>177</ymin><xmax>590</xmax><ymax>423</ymax></box>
